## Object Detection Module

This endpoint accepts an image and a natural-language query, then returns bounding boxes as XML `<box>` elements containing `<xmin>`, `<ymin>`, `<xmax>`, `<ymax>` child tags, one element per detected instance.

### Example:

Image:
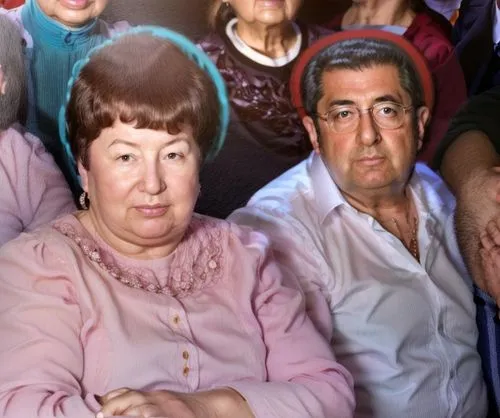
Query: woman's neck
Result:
<box><xmin>234</xmin><ymin>20</ymin><xmax>298</xmax><ymax>59</ymax></box>
<box><xmin>343</xmin><ymin>0</ymin><xmax>416</xmax><ymax>27</ymax></box>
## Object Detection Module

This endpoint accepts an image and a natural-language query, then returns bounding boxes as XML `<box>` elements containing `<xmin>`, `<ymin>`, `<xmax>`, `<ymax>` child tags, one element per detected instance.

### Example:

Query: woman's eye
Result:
<box><xmin>167</xmin><ymin>152</ymin><xmax>181</xmax><ymax>160</ymax></box>
<box><xmin>118</xmin><ymin>154</ymin><xmax>133</xmax><ymax>162</ymax></box>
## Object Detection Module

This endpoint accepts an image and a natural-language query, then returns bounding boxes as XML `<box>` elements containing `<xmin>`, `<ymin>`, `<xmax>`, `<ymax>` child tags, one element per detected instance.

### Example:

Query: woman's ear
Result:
<box><xmin>78</xmin><ymin>160</ymin><xmax>89</xmax><ymax>192</ymax></box>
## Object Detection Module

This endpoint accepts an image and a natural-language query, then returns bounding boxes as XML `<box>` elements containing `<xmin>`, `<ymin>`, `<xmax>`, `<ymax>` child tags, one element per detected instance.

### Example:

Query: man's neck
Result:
<box><xmin>340</xmin><ymin>184</ymin><xmax>412</xmax><ymax>222</ymax></box>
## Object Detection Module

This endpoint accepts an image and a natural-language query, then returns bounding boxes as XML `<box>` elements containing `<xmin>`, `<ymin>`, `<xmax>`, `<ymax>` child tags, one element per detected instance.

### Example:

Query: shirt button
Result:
<box><xmin>172</xmin><ymin>314</ymin><xmax>180</xmax><ymax>325</ymax></box>
<box><xmin>183</xmin><ymin>366</ymin><xmax>190</xmax><ymax>377</ymax></box>
<box><xmin>64</xmin><ymin>32</ymin><xmax>72</xmax><ymax>44</ymax></box>
<box><xmin>182</xmin><ymin>350</ymin><xmax>189</xmax><ymax>360</ymax></box>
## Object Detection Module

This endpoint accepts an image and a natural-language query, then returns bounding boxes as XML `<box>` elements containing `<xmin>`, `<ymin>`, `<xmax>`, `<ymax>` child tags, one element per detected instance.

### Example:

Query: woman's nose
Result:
<box><xmin>141</xmin><ymin>161</ymin><xmax>167</xmax><ymax>195</ymax></box>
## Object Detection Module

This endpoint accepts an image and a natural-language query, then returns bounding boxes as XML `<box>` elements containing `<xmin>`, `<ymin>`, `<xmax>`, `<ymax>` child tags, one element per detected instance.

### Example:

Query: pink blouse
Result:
<box><xmin>0</xmin><ymin>126</ymin><xmax>75</xmax><ymax>246</ymax></box>
<box><xmin>0</xmin><ymin>214</ymin><xmax>354</xmax><ymax>417</ymax></box>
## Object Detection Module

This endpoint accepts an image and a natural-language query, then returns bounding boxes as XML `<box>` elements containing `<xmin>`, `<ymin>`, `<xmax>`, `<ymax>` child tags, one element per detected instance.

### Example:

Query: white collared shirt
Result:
<box><xmin>230</xmin><ymin>152</ymin><xmax>487</xmax><ymax>418</ymax></box>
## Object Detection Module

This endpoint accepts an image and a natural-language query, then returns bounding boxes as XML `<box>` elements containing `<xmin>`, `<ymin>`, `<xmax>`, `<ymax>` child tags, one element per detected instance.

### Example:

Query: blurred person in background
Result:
<box><xmin>196</xmin><ymin>0</ymin><xmax>331</xmax><ymax>218</ymax></box>
<box><xmin>0</xmin><ymin>14</ymin><xmax>74</xmax><ymax>247</ymax></box>
<box><xmin>325</xmin><ymin>0</ymin><xmax>467</xmax><ymax>163</ymax></box>
<box><xmin>1</xmin><ymin>0</ymin><xmax>129</xmax><ymax>195</ymax></box>
<box><xmin>453</xmin><ymin>0</ymin><xmax>500</xmax><ymax>96</ymax></box>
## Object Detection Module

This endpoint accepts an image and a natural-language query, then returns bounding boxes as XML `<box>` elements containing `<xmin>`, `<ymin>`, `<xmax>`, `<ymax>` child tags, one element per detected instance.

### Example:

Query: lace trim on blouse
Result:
<box><xmin>53</xmin><ymin>215</ymin><xmax>226</xmax><ymax>298</ymax></box>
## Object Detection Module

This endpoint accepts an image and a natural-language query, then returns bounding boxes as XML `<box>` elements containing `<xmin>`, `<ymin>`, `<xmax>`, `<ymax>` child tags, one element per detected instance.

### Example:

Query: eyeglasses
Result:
<box><xmin>316</xmin><ymin>101</ymin><xmax>413</xmax><ymax>133</ymax></box>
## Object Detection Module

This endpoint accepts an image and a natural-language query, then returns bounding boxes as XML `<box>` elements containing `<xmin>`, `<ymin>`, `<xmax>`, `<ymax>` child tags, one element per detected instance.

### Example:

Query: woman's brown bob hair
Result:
<box><xmin>66</xmin><ymin>34</ymin><xmax>221</xmax><ymax>169</ymax></box>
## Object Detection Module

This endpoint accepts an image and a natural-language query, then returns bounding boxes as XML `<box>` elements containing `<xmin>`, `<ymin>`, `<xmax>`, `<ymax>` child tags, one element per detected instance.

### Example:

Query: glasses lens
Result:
<box><xmin>372</xmin><ymin>102</ymin><xmax>405</xmax><ymax>129</ymax></box>
<box><xmin>327</xmin><ymin>105</ymin><xmax>358</xmax><ymax>133</ymax></box>
<box><xmin>326</xmin><ymin>102</ymin><xmax>408</xmax><ymax>132</ymax></box>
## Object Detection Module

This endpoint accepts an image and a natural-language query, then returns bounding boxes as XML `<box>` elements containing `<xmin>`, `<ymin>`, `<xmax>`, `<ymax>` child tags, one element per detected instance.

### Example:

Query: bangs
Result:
<box><xmin>67</xmin><ymin>35</ymin><xmax>219</xmax><ymax>167</ymax></box>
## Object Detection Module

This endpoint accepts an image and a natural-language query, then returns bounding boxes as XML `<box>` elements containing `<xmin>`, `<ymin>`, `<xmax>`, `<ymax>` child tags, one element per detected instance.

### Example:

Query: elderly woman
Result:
<box><xmin>1</xmin><ymin>0</ymin><xmax>129</xmax><ymax>193</ymax></box>
<box><xmin>196</xmin><ymin>0</ymin><xmax>330</xmax><ymax>218</ymax></box>
<box><xmin>0</xmin><ymin>27</ymin><xmax>354</xmax><ymax>418</ymax></box>
<box><xmin>0</xmin><ymin>15</ymin><xmax>74</xmax><ymax>246</ymax></box>
<box><xmin>325</xmin><ymin>0</ymin><xmax>467</xmax><ymax>163</ymax></box>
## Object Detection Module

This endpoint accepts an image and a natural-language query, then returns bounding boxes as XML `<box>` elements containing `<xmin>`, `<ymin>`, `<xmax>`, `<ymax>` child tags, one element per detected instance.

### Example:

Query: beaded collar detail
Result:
<box><xmin>53</xmin><ymin>215</ymin><xmax>226</xmax><ymax>298</ymax></box>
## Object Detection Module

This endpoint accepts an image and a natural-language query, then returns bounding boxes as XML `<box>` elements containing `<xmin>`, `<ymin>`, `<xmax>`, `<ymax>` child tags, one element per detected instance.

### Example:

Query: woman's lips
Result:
<box><xmin>258</xmin><ymin>0</ymin><xmax>285</xmax><ymax>8</ymax></box>
<box><xmin>60</xmin><ymin>0</ymin><xmax>91</xmax><ymax>10</ymax></box>
<box><xmin>134</xmin><ymin>205</ymin><xmax>169</xmax><ymax>217</ymax></box>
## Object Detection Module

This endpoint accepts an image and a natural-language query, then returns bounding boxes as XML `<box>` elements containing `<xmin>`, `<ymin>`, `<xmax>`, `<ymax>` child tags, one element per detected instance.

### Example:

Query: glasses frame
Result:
<box><xmin>316</xmin><ymin>101</ymin><xmax>414</xmax><ymax>134</ymax></box>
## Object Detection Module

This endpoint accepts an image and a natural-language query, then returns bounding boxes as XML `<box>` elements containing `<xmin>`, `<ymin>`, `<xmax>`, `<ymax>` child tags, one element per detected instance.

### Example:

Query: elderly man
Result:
<box><xmin>229</xmin><ymin>30</ymin><xmax>487</xmax><ymax>417</ymax></box>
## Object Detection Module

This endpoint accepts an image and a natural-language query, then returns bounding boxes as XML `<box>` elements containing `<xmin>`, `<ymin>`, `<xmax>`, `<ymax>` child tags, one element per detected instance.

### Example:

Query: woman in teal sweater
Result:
<box><xmin>1</xmin><ymin>0</ymin><xmax>129</xmax><ymax>195</ymax></box>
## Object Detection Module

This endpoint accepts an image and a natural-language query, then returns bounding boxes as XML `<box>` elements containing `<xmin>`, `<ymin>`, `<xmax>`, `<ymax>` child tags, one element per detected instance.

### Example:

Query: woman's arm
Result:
<box><xmin>226</xmin><ymin>242</ymin><xmax>355</xmax><ymax>418</ymax></box>
<box><xmin>0</xmin><ymin>233</ymin><xmax>111</xmax><ymax>417</ymax></box>
<box><xmin>23</xmin><ymin>130</ymin><xmax>76</xmax><ymax>231</ymax></box>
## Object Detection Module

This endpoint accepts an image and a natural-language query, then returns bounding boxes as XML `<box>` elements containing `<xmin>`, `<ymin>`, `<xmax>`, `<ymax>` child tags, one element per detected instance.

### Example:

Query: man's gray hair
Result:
<box><xmin>0</xmin><ymin>15</ymin><xmax>26</xmax><ymax>131</ymax></box>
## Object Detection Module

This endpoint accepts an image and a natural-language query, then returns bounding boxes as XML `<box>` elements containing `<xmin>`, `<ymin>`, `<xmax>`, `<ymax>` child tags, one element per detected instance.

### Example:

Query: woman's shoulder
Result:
<box><xmin>196</xmin><ymin>30</ymin><xmax>227</xmax><ymax>63</ymax></box>
<box><xmin>0</xmin><ymin>213</ymin><xmax>77</xmax><ymax>266</ymax></box>
<box><xmin>191</xmin><ymin>214</ymin><xmax>271</xmax><ymax>259</ymax></box>
<box><xmin>405</xmin><ymin>11</ymin><xmax>456</xmax><ymax>68</ymax></box>
<box><xmin>0</xmin><ymin>126</ymin><xmax>48</xmax><ymax>177</ymax></box>
<box><xmin>0</xmin><ymin>5</ymin><xmax>33</xmax><ymax>48</ymax></box>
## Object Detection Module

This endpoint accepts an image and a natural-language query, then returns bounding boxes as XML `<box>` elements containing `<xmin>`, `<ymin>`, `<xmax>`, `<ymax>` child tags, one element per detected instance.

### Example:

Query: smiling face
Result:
<box><xmin>228</xmin><ymin>0</ymin><xmax>303</xmax><ymax>27</ymax></box>
<box><xmin>303</xmin><ymin>64</ymin><xmax>429</xmax><ymax>198</ymax></box>
<box><xmin>78</xmin><ymin>120</ymin><xmax>201</xmax><ymax>258</ymax></box>
<box><xmin>36</xmin><ymin>0</ymin><xmax>110</xmax><ymax>27</ymax></box>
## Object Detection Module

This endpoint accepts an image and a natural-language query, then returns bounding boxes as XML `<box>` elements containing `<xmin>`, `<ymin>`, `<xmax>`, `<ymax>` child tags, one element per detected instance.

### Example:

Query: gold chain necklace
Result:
<box><xmin>392</xmin><ymin>215</ymin><xmax>419</xmax><ymax>260</ymax></box>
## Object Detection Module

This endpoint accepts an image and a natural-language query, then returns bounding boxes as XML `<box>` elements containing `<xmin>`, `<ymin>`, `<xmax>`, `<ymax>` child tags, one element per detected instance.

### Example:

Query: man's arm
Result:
<box><xmin>434</xmin><ymin>86</ymin><xmax>500</xmax><ymax>299</ymax></box>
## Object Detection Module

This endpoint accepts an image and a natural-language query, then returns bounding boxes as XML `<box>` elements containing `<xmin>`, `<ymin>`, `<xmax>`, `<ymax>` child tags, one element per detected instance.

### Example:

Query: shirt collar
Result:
<box><xmin>21</xmin><ymin>0</ymin><xmax>98</xmax><ymax>50</ymax></box>
<box><xmin>310</xmin><ymin>153</ymin><xmax>444</xmax><ymax>226</ymax></box>
<box><xmin>310</xmin><ymin>152</ymin><xmax>348</xmax><ymax>224</ymax></box>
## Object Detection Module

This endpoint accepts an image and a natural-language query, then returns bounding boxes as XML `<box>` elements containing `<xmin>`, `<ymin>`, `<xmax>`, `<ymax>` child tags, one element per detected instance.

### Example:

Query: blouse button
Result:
<box><xmin>64</xmin><ymin>32</ymin><xmax>72</xmax><ymax>44</ymax></box>
<box><xmin>172</xmin><ymin>314</ymin><xmax>181</xmax><ymax>325</ymax></box>
<box><xmin>183</xmin><ymin>366</ymin><xmax>190</xmax><ymax>377</ymax></box>
<box><xmin>182</xmin><ymin>350</ymin><xmax>189</xmax><ymax>360</ymax></box>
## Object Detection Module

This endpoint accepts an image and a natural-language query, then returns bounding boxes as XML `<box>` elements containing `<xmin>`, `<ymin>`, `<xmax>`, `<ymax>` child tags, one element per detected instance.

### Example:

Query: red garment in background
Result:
<box><xmin>1</xmin><ymin>0</ymin><xmax>24</xmax><ymax>8</ymax></box>
<box><xmin>326</xmin><ymin>11</ymin><xmax>467</xmax><ymax>164</ymax></box>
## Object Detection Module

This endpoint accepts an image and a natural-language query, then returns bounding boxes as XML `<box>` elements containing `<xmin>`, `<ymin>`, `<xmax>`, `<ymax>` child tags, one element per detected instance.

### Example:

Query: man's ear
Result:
<box><xmin>0</xmin><ymin>65</ymin><xmax>7</xmax><ymax>95</ymax></box>
<box><xmin>78</xmin><ymin>160</ymin><xmax>89</xmax><ymax>193</ymax></box>
<box><xmin>302</xmin><ymin>115</ymin><xmax>321</xmax><ymax>154</ymax></box>
<box><xmin>416</xmin><ymin>106</ymin><xmax>430</xmax><ymax>152</ymax></box>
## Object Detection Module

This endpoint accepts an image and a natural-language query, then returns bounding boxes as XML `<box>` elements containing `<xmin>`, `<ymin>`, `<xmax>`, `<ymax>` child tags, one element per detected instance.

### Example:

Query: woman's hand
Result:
<box><xmin>96</xmin><ymin>387</ymin><xmax>254</xmax><ymax>418</ymax></box>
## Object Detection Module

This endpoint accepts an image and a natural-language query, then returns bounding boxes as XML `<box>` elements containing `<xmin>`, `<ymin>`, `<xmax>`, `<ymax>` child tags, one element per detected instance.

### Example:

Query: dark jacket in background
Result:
<box><xmin>453</xmin><ymin>0</ymin><xmax>497</xmax><ymax>95</ymax></box>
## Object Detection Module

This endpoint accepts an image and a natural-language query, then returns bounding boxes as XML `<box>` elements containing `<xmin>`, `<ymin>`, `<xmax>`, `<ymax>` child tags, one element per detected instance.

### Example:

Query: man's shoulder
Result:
<box><xmin>236</xmin><ymin>158</ymin><xmax>324</xmax><ymax>236</ymax></box>
<box><xmin>413</xmin><ymin>163</ymin><xmax>456</xmax><ymax>213</ymax></box>
<box><xmin>247</xmin><ymin>157</ymin><xmax>314</xmax><ymax>211</ymax></box>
